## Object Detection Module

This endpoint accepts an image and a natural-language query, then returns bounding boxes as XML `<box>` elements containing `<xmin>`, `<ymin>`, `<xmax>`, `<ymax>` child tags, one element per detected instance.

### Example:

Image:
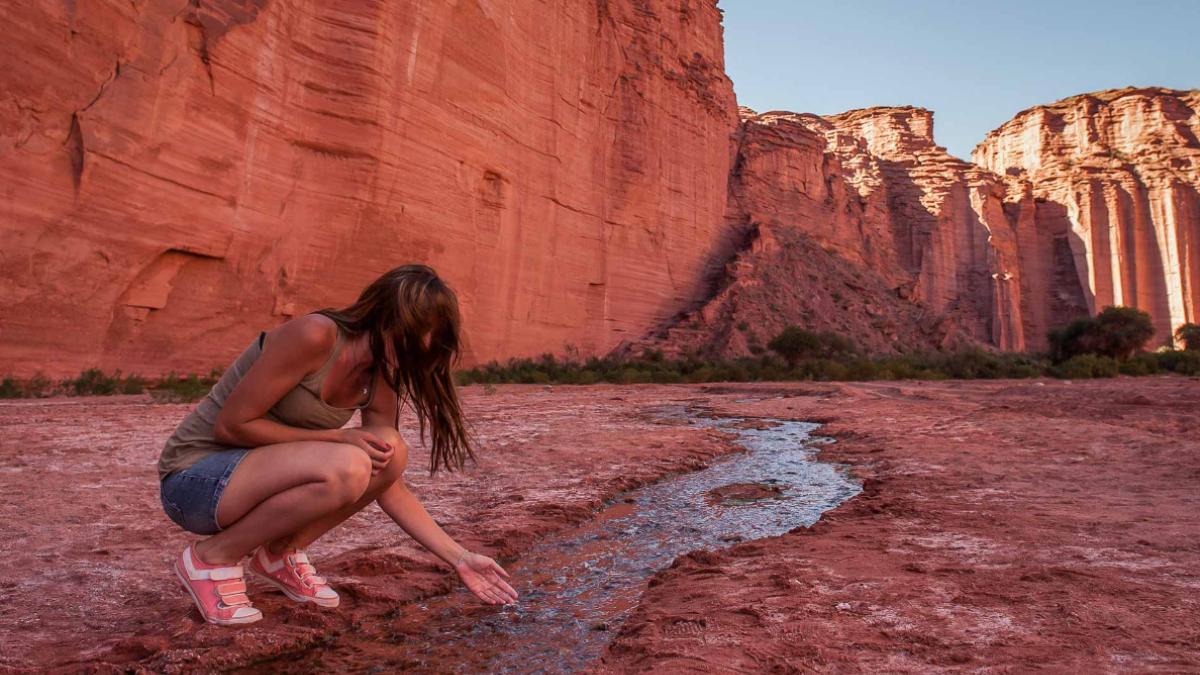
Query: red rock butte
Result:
<box><xmin>1</xmin><ymin>2</ymin><xmax>1197</xmax><ymax>376</ymax></box>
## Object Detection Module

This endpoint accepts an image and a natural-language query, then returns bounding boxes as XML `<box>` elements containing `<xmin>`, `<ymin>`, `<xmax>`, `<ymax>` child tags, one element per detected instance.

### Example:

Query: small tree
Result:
<box><xmin>768</xmin><ymin>327</ymin><xmax>855</xmax><ymax>366</ymax></box>
<box><xmin>1091</xmin><ymin>306</ymin><xmax>1156</xmax><ymax>360</ymax></box>
<box><xmin>768</xmin><ymin>327</ymin><xmax>822</xmax><ymax>366</ymax></box>
<box><xmin>1048</xmin><ymin>306</ymin><xmax>1155</xmax><ymax>362</ymax></box>
<box><xmin>1176</xmin><ymin>323</ymin><xmax>1200</xmax><ymax>351</ymax></box>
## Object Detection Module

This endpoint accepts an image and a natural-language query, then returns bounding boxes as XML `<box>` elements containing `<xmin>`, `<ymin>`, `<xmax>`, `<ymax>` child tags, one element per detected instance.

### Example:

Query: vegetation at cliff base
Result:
<box><xmin>0</xmin><ymin>369</ymin><xmax>222</xmax><ymax>401</ymax></box>
<box><xmin>1049</xmin><ymin>306</ymin><xmax>1156</xmax><ymax>362</ymax></box>
<box><xmin>1176</xmin><ymin>323</ymin><xmax>1200</xmax><ymax>351</ymax></box>
<box><xmin>3</xmin><ymin>310</ymin><xmax>1197</xmax><ymax>401</ymax></box>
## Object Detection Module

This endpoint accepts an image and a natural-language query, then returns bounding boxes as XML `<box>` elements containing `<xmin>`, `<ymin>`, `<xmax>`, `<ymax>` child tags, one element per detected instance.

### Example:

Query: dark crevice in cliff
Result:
<box><xmin>65</xmin><ymin>114</ymin><xmax>85</xmax><ymax>193</ymax></box>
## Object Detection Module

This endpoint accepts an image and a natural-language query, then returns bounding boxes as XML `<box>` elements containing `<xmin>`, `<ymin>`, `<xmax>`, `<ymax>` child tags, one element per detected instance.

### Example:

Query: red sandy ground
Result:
<box><xmin>601</xmin><ymin>378</ymin><xmax>1200</xmax><ymax>672</ymax></box>
<box><xmin>1</xmin><ymin>378</ymin><xmax>1198</xmax><ymax>672</ymax></box>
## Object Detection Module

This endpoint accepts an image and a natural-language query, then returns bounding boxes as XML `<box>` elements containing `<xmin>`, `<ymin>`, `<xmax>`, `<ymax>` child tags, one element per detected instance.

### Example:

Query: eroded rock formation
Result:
<box><xmin>646</xmin><ymin>105</ymin><xmax>1033</xmax><ymax>356</ymax></box>
<box><xmin>649</xmin><ymin>88</ymin><xmax>1199</xmax><ymax>358</ymax></box>
<box><xmin>975</xmin><ymin>88</ymin><xmax>1200</xmax><ymax>347</ymax></box>
<box><xmin>0</xmin><ymin>0</ymin><xmax>737</xmax><ymax>377</ymax></box>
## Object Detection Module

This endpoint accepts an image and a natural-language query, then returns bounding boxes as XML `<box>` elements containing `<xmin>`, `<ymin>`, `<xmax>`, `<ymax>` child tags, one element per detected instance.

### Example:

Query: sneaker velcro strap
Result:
<box><xmin>216</xmin><ymin>580</ymin><xmax>247</xmax><ymax>596</ymax></box>
<box><xmin>209</xmin><ymin>566</ymin><xmax>245</xmax><ymax>581</ymax></box>
<box><xmin>218</xmin><ymin>593</ymin><xmax>251</xmax><ymax>607</ymax></box>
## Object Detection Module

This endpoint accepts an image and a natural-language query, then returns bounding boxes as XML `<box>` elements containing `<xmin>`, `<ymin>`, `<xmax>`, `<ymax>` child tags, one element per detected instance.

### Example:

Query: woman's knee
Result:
<box><xmin>361</xmin><ymin>424</ymin><xmax>405</xmax><ymax>450</ymax></box>
<box><xmin>359</xmin><ymin>425</ymin><xmax>409</xmax><ymax>471</ymax></box>
<box><xmin>375</xmin><ymin>453</ymin><xmax>406</xmax><ymax>486</ymax></box>
<box><xmin>322</xmin><ymin>444</ymin><xmax>373</xmax><ymax>504</ymax></box>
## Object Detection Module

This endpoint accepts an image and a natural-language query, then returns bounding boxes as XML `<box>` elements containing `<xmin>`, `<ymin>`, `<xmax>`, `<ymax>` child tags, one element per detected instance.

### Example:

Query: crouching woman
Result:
<box><xmin>156</xmin><ymin>264</ymin><xmax>517</xmax><ymax>625</ymax></box>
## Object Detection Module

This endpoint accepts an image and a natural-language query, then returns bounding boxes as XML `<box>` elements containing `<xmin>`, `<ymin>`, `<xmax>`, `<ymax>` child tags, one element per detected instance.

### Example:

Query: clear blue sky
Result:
<box><xmin>721</xmin><ymin>0</ymin><xmax>1200</xmax><ymax>159</ymax></box>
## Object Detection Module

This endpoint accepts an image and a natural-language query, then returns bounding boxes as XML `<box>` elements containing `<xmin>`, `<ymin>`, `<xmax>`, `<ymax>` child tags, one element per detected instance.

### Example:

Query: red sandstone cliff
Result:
<box><xmin>1</xmin><ymin>2</ymin><xmax>1197</xmax><ymax>377</ymax></box>
<box><xmin>975</xmin><ymin>88</ymin><xmax>1200</xmax><ymax>347</ymax></box>
<box><xmin>649</xmin><ymin>89</ymin><xmax>1198</xmax><ymax>358</ymax></box>
<box><xmin>0</xmin><ymin>0</ymin><xmax>737</xmax><ymax>377</ymax></box>
<box><xmin>646</xmin><ymin>105</ymin><xmax>1030</xmax><ymax>356</ymax></box>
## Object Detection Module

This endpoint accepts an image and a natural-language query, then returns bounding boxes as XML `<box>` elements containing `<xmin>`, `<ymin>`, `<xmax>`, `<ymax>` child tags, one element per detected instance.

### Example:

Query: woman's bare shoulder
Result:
<box><xmin>263</xmin><ymin>313</ymin><xmax>338</xmax><ymax>365</ymax></box>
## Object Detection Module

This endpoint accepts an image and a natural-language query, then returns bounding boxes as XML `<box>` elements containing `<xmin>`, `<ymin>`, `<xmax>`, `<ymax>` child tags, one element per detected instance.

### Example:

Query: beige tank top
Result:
<box><xmin>157</xmin><ymin>323</ymin><xmax>374</xmax><ymax>479</ymax></box>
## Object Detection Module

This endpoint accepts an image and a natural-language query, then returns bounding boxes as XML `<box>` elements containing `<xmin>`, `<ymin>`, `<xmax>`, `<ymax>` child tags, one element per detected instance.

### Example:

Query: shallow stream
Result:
<box><xmin>388</xmin><ymin>408</ymin><xmax>861</xmax><ymax>673</ymax></box>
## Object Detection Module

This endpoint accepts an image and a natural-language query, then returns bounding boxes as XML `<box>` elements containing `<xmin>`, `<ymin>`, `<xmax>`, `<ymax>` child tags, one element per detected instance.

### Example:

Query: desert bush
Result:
<box><xmin>768</xmin><ymin>327</ymin><xmax>856</xmax><ymax>365</ymax></box>
<box><xmin>65</xmin><ymin>369</ymin><xmax>147</xmax><ymax>396</ymax></box>
<box><xmin>150</xmin><ymin>372</ymin><xmax>219</xmax><ymax>403</ymax></box>
<box><xmin>1053</xmin><ymin>354</ymin><xmax>1120</xmax><ymax>379</ymax></box>
<box><xmin>25</xmin><ymin>373</ymin><xmax>53</xmax><ymax>397</ymax></box>
<box><xmin>1119</xmin><ymin>352</ymin><xmax>1162</xmax><ymax>376</ymax></box>
<box><xmin>1049</xmin><ymin>306</ymin><xmax>1155</xmax><ymax>362</ymax></box>
<box><xmin>1176</xmin><ymin>323</ymin><xmax>1200</xmax><ymax>351</ymax></box>
<box><xmin>0</xmin><ymin>377</ymin><xmax>21</xmax><ymax>398</ymax></box>
<box><xmin>1155</xmin><ymin>349</ymin><xmax>1200</xmax><ymax>376</ymax></box>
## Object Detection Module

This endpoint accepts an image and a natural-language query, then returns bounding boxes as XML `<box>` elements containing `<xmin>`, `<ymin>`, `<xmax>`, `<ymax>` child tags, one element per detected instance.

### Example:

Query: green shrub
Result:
<box><xmin>1054</xmin><ymin>354</ymin><xmax>1119</xmax><ymax>379</ymax></box>
<box><xmin>1119</xmin><ymin>352</ymin><xmax>1162</xmax><ymax>376</ymax></box>
<box><xmin>25</xmin><ymin>373</ymin><xmax>52</xmax><ymax>398</ymax></box>
<box><xmin>1050</xmin><ymin>306</ymin><xmax>1155</xmax><ymax>362</ymax></box>
<box><xmin>150</xmin><ymin>372</ymin><xmax>218</xmax><ymax>403</ymax></box>
<box><xmin>63</xmin><ymin>369</ymin><xmax>146</xmax><ymax>396</ymax></box>
<box><xmin>0</xmin><ymin>377</ymin><xmax>21</xmax><ymax>399</ymax></box>
<box><xmin>1155</xmin><ymin>349</ymin><xmax>1200</xmax><ymax>376</ymax></box>
<box><xmin>67</xmin><ymin>368</ymin><xmax>119</xmax><ymax>396</ymax></box>
<box><xmin>1176</xmin><ymin>323</ymin><xmax>1200</xmax><ymax>351</ymax></box>
<box><xmin>768</xmin><ymin>327</ymin><xmax>856</xmax><ymax>365</ymax></box>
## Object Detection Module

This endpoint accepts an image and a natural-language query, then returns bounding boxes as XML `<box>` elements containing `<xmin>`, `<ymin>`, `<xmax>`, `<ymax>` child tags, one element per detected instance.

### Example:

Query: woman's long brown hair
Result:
<box><xmin>315</xmin><ymin>264</ymin><xmax>473</xmax><ymax>474</ymax></box>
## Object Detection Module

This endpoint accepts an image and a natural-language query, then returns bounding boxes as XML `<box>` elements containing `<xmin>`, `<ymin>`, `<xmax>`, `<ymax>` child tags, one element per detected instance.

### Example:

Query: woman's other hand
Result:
<box><xmin>454</xmin><ymin>551</ymin><xmax>518</xmax><ymax>605</ymax></box>
<box><xmin>338</xmin><ymin>428</ymin><xmax>393</xmax><ymax>474</ymax></box>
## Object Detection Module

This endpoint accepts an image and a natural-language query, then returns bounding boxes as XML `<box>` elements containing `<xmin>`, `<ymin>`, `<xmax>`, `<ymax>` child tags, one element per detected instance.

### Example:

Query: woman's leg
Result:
<box><xmin>268</xmin><ymin>426</ymin><xmax>409</xmax><ymax>553</ymax></box>
<box><xmin>193</xmin><ymin>441</ymin><xmax>373</xmax><ymax>565</ymax></box>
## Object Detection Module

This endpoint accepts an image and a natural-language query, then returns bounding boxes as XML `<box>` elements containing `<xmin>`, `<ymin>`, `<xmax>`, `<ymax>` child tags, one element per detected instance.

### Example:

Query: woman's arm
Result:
<box><xmin>376</xmin><ymin>481</ymin><xmax>465</xmax><ymax>564</ymax></box>
<box><xmin>213</xmin><ymin>315</ymin><xmax>392</xmax><ymax>467</ymax></box>
<box><xmin>362</xmin><ymin>351</ymin><xmax>516</xmax><ymax>604</ymax></box>
<box><xmin>213</xmin><ymin>314</ymin><xmax>338</xmax><ymax>446</ymax></box>
<box><xmin>377</xmin><ymin>482</ymin><xmax>518</xmax><ymax>605</ymax></box>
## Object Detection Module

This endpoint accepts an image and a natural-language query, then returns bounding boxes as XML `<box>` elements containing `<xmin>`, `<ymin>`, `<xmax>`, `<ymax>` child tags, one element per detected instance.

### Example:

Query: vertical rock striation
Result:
<box><xmin>975</xmin><ymin>88</ymin><xmax>1200</xmax><ymax>347</ymax></box>
<box><xmin>0</xmin><ymin>0</ymin><xmax>738</xmax><ymax>377</ymax></box>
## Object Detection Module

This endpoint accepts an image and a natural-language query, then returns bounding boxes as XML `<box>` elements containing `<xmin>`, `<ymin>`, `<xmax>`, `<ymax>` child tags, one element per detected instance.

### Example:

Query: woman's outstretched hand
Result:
<box><xmin>454</xmin><ymin>551</ymin><xmax>518</xmax><ymax>605</ymax></box>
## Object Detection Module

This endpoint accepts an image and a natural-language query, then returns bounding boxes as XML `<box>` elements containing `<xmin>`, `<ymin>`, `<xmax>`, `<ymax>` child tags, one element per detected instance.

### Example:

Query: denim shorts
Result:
<box><xmin>160</xmin><ymin>449</ymin><xmax>251</xmax><ymax>535</ymax></box>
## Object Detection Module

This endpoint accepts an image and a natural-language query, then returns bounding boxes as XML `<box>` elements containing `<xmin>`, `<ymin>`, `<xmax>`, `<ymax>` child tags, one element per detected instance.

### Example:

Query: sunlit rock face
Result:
<box><xmin>0</xmin><ymin>0</ymin><xmax>738</xmax><ymax>376</ymax></box>
<box><xmin>974</xmin><ymin>87</ymin><xmax>1200</xmax><ymax>347</ymax></box>
<box><xmin>1</xmin><ymin>0</ymin><xmax>1195</xmax><ymax>379</ymax></box>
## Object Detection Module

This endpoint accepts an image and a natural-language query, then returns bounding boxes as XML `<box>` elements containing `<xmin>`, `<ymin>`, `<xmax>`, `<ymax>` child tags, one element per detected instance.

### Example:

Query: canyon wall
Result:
<box><xmin>1</xmin><ymin>0</ymin><xmax>1196</xmax><ymax>379</ymax></box>
<box><xmin>0</xmin><ymin>0</ymin><xmax>738</xmax><ymax>377</ymax></box>
<box><xmin>649</xmin><ymin>88</ymin><xmax>1198</xmax><ymax>358</ymax></box>
<box><xmin>975</xmin><ymin>88</ymin><xmax>1200</xmax><ymax>347</ymax></box>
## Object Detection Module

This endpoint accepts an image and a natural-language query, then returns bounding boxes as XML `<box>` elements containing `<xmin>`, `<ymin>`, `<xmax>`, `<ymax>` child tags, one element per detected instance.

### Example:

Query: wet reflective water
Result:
<box><xmin>395</xmin><ymin>411</ymin><xmax>861</xmax><ymax>673</ymax></box>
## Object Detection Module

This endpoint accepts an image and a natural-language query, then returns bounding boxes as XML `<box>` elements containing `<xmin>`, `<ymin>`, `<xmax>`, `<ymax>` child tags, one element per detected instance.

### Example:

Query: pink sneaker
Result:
<box><xmin>173</xmin><ymin>544</ymin><xmax>262</xmax><ymax>625</ymax></box>
<box><xmin>247</xmin><ymin>547</ymin><xmax>340</xmax><ymax>608</ymax></box>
